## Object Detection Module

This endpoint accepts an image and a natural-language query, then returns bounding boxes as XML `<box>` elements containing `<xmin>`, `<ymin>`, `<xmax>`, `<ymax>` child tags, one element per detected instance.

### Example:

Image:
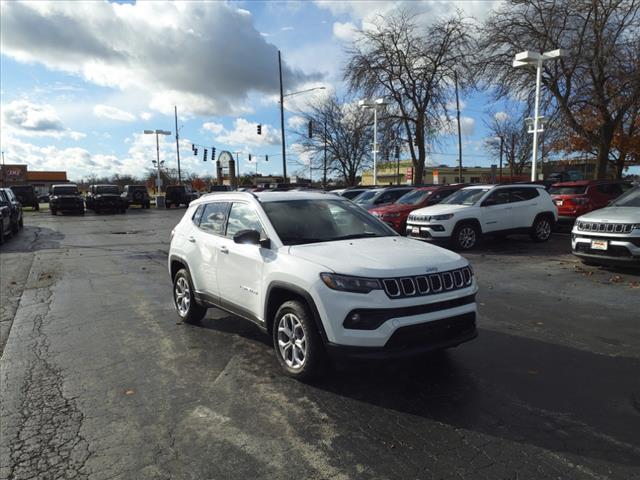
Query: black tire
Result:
<box><xmin>451</xmin><ymin>222</ymin><xmax>479</xmax><ymax>250</ymax></box>
<box><xmin>0</xmin><ymin>224</ymin><xmax>4</xmax><ymax>245</ymax></box>
<box><xmin>95</xmin><ymin>207</ymin><xmax>100</xmax><ymax>214</ymax></box>
<box><xmin>530</xmin><ymin>215</ymin><xmax>553</xmax><ymax>242</ymax></box>
<box><xmin>34</xmin><ymin>204</ymin><xmax>40</xmax><ymax>211</ymax></box>
<box><xmin>272</xmin><ymin>300</ymin><xmax>326</xmax><ymax>380</ymax></box>
<box><xmin>173</xmin><ymin>268</ymin><xmax>207</xmax><ymax>324</ymax></box>
<box><xmin>11</xmin><ymin>220</ymin><xmax>19</xmax><ymax>234</ymax></box>
<box><xmin>80</xmin><ymin>208</ymin><xmax>85</xmax><ymax>215</ymax></box>
<box><xmin>51</xmin><ymin>208</ymin><xmax>57</xmax><ymax>216</ymax></box>
<box><xmin>145</xmin><ymin>202</ymin><xmax>150</xmax><ymax>209</ymax></box>
<box><xmin>18</xmin><ymin>216</ymin><xmax>23</xmax><ymax>229</ymax></box>
<box><xmin>165</xmin><ymin>202</ymin><xmax>171</xmax><ymax>209</ymax></box>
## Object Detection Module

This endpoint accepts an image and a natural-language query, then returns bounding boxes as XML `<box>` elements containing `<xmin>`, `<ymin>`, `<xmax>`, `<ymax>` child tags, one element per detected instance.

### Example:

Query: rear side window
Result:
<box><xmin>192</xmin><ymin>205</ymin><xmax>205</xmax><ymax>225</ymax></box>
<box><xmin>199</xmin><ymin>202</ymin><xmax>229</xmax><ymax>235</ymax></box>
<box><xmin>597</xmin><ymin>183</ymin><xmax>624</xmax><ymax>196</ymax></box>
<box><xmin>509</xmin><ymin>188</ymin><xmax>539</xmax><ymax>202</ymax></box>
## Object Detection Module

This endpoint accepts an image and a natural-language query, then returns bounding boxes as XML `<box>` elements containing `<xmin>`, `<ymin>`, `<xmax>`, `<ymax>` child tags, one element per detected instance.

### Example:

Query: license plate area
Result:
<box><xmin>591</xmin><ymin>239</ymin><xmax>608</xmax><ymax>250</ymax></box>
<box><xmin>555</xmin><ymin>200</ymin><xmax>563</xmax><ymax>206</ymax></box>
<box><xmin>412</xmin><ymin>227</ymin><xmax>420</xmax><ymax>235</ymax></box>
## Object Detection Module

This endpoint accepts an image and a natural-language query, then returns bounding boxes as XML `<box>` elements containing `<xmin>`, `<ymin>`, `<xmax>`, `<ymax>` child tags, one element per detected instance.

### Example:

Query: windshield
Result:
<box><xmin>261</xmin><ymin>199</ymin><xmax>396</xmax><ymax>245</ymax></box>
<box><xmin>53</xmin><ymin>186</ymin><xmax>79</xmax><ymax>195</ymax></box>
<box><xmin>353</xmin><ymin>189</ymin><xmax>381</xmax><ymax>204</ymax></box>
<box><xmin>96</xmin><ymin>186</ymin><xmax>119</xmax><ymax>194</ymax></box>
<box><xmin>341</xmin><ymin>190</ymin><xmax>364</xmax><ymax>200</ymax></box>
<box><xmin>549</xmin><ymin>186</ymin><xmax>587</xmax><ymax>195</ymax></box>
<box><xmin>397</xmin><ymin>189</ymin><xmax>433</xmax><ymax>205</ymax></box>
<box><xmin>440</xmin><ymin>188</ymin><xmax>489</xmax><ymax>206</ymax></box>
<box><xmin>611</xmin><ymin>187</ymin><xmax>640</xmax><ymax>207</ymax></box>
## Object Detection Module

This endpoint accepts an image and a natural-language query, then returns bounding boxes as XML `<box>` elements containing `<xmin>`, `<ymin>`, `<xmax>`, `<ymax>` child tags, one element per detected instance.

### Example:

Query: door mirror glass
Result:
<box><xmin>233</xmin><ymin>229</ymin><xmax>261</xmax><ymax>245</ymax></box>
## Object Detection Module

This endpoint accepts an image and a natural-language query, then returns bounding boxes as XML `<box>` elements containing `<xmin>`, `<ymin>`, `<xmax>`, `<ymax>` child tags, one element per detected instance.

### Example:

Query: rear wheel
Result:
<box><xmin>51</xmin><ymin>208</ymin><xmax>57</xmax><ymax>216</ymax></box>
<box><xmin>11</xmin><ymin>219</ymin><xmax>19</xmax><ymax>234</ymax></box>
<box><xmin>18</xmin><ymin>216</ymin><xmax>24</xmax><ymax>229</ymax></box>
<box><xmin>173</xmin><ymin>269</ymin><xmax>207</xmax><ymax>324</ymax></box>
<box><xmin>0</xmin><ymin>224</ymin><xmax>4</xmax><ymax>244</ymax></box>
<box><xmin>273</xmin><ymin>300</ymin><xmax>326</xmax><ymax>380</ymax></box>
<box><xmin>451</xmin><ymin>223</ymin><xmax>479</xmax><ymax>250</ymax></box>
<box><xmin>531</xmin><ymin>215</ymin><xmax>553</xmax><ymax>242</ymax></box>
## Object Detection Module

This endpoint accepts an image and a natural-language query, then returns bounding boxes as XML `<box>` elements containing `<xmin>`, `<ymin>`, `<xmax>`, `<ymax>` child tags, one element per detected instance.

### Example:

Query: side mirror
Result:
<box><xmin>233</xmin><ymin>229</ymin><xmax>268</xmax><ymax>247</ymax></box>
<box><xmin>482</xmin><ymin>198</ymin><xmax>497</xmax><ymax>207</ymax></box>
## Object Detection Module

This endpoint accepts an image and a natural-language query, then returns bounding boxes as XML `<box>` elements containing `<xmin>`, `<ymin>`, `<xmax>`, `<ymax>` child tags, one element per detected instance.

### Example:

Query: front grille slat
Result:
<box><xmin>578</xmin><ymin>221</ymin><xmax>633</xmax><ymax>234</ymax></box>
<box><xmin>382</xmin><ymin>267</ymin><xmax>472</xmax><ymax>299</ymax></box>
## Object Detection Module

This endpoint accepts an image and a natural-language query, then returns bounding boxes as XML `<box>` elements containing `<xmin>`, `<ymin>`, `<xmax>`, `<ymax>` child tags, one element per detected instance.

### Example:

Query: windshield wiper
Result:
<box><xmin>332</xmin><ymin>233</ymin><xmax>382</xmax><ymax>241</ymax></box>
<box><xmin>285</xmin><ymin>238</ymin><xmax>326</xmax><ymax>245</ymax></box>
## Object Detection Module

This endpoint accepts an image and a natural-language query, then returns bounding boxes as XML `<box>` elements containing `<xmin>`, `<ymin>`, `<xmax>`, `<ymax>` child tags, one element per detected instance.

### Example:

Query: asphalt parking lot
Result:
<box><xmin>1</xmin><ymin>207</ymin><xmax>639</xmax><ymax>480</ymax></box>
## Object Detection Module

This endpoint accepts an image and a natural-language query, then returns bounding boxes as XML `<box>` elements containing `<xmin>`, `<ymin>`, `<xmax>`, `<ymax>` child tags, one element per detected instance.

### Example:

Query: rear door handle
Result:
<box><xmin>188</xmin><ymin>236</ymin><xmax>196</xmax><ymax>243</ymax></box>
<box><xmin>218</xmin><ymin>245</ymin><xmax>229</xmax><ymax>254</ymax></box>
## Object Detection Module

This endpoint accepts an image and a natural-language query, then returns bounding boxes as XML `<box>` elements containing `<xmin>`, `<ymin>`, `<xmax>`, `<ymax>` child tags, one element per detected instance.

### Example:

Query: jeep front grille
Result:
<box><xmin>382</xmin><ymin>267</ymin><xmax>473</xmax><ymax>299</ymax></box>
<box><xmin>577</xmin><ymin>222</ymin><xmax>633</xmax><ymax>234</ymax></box>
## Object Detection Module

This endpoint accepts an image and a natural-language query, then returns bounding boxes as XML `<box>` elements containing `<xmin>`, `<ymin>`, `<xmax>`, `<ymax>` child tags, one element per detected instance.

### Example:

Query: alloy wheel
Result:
<box><xmin>458</xmin><ymin>227</ymin><xmax>476</xmax><ymax>249</ymax></box>
<box><xmin>536</xmin><ymin>219</ymin><xmax>551</xmax><ymax>240</ymax></box>
<box><xmin>174</xmin><ymin>276</ymin><xmax>191</xmax><ymax>316</ymax></box>
<box><xmin>277</xmin><ymin>313</ymin><xmax>307</xmax><ymax>370</ymax></box>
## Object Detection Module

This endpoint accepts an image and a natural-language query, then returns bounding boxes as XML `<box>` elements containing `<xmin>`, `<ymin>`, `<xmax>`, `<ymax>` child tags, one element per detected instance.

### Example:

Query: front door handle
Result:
<box><xmin>187</xmin><ymin>236</ymin><xmax>196</xmax><ymax>243</ymax></box>
<box><xmin>218</xmin><ymin>245</ymin><xmax>229</xmax><ymax>254</ymax></box>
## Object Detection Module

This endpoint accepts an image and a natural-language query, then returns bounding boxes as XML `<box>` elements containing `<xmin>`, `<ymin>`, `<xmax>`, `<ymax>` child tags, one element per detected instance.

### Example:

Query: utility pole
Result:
<box><xmin>1</xmin><ymin>151</ymin><xmax>5</xmax><ymax>187</ymax></box>
<box><xmin>395</xmin><ymin>146</ymin><xmax>400</xmax><ymax>185</ymax></box>
<box><xmin>174</xmin><ymin>106</ymin><xmax>181</xmax><ymax>184</ymax></box>
<box><xmin>454</xmin><ymin>71</ymin><xmax>462</xmax><ymax>183</ymax></box>
<box><xmin>278</xmin><ymin>50</ymin><xmax>287</xmax><ymax>183</ymax></box>
<box><xmin>510</xmin><ymin>133</ymin><xmax>516</xmax><ymax>180</ymax></box>
<box><xmin>499</xmin><ymin>135</ymin><xmax>504</xmax><ymax>183</ymax></box>
<box><xmin>323</xmin><ymin>119</ymin><xmax>327</xmax><ymax>190</ymax></box>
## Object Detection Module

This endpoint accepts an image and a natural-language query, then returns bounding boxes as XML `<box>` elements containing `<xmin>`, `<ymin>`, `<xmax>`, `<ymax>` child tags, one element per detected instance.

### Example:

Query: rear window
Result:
<box><xmin>96</xmin><ymin>186</ymin><xmax>119</xmax><ymax>194</ymax></box>
<box><xmin>549</xmin><ymin>186</ymin><xmax>586</xmax><ymax>195</ymax></box>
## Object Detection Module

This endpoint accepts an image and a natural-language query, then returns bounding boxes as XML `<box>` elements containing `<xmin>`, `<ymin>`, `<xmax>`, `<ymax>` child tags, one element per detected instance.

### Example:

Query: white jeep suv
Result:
<box><xmin>406</xmin><ymin>184</ymin><xmax>557</xmax><ymax>250</ymax></box>
<box><xmin>168</xmin><ymin>191</ymin><xmax>478</xmax><ymax>379</ymax></box>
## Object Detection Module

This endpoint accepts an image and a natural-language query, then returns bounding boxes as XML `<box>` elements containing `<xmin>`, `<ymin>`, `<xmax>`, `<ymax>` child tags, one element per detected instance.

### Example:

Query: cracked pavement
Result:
<box><xmin>1</xmin><ymin>208</ymin><xmax>639</xmax><ymax>479</ymax></box>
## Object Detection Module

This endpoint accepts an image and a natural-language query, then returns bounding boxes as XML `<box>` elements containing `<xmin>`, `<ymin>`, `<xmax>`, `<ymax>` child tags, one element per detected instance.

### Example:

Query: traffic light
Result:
<box><xmin>395</xmin><ymin>145</ymin><xmax>400</xmax><ymax>158</ymax></box>
<box><xmin>191</xmin><ymin>144</ymin><xmax>195</xmax><ymax>151</ymax></box>
<box><xmin>194</xmin><ymin>148</ymin><xmax>198</xmax><ymax>156</ymax></box>
<box><xmin>211</xmin><ymin>147</ymin><xmax>216</xmax><ymax>161</ymax></box>
<box><xmin>257</xmin><ymin>124</ymin><xmax>262</xmax><ymax>135</ymax></box>
<box><xmin>248</xmin><ymin>153</ymin><xmax>252</xmax><ymax>162</ymax></box>
<box><xmin>308</xmin><ymin>120</ymin><xmax>313</xmax><ymax>138</ymax></box>
<box><xmin>203</xmin><ymin>149</ymin><xmax>208</xmax><ymax>162</ymax></box>
<box><xmin>265</xmin><ymin>155</ymin><xmax>269</xmax><ymax>162</ymax></box>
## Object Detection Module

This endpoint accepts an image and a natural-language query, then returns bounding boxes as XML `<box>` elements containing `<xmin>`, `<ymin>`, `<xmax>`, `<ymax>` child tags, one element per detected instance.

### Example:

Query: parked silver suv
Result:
<box><xmin>571</xmin><ymin>186</ymin><xmax>640</xmax><ymax>267</ymax></box>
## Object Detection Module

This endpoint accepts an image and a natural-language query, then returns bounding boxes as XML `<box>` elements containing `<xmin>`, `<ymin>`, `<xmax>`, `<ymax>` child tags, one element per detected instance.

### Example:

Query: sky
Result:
<box><xmin>0</xmin><ymin>0</ymin><xmax>509</xmax><ymax>182</ymax></box>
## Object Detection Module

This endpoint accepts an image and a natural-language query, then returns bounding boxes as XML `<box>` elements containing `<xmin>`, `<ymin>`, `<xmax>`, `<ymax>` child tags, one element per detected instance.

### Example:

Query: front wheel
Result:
<box><xmin>451</xmin><ymin>223</ymin><xmax>479</xmax><ymax>250</ymax></box>
<box><xmin>173</xmin><ymin>269</ymin><xmax>207</xmax><ymax>324</ymax></box>
<box><xmin>51</xmin><ymin>208</ymin><xmax>57</xmax><ymax>216</ymax></box>
<box><xmin>531</xmin><ymin>216</ymin><xmax>552</xmax><ymax>242</ymax></box>
<box><xmin>0</xmin><ymin>224</ymin><xmax>4</xmax><ymax>244</ymax></box>
<box><xmin>273</xmin><ymin>300</ymin><xmax>326</xmax><ymax>380</ymax></box>
<box><xmin>18</xmin><ymin>216</ymin><xmax>24</xmax><ymax>229</ymax></box>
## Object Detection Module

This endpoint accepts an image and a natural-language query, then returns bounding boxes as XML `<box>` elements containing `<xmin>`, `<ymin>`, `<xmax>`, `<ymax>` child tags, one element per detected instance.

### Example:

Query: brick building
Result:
<box><xmin>0</xmin><ymin>164</ymin><xmax>68</xmax><ymax>195</ymax></box>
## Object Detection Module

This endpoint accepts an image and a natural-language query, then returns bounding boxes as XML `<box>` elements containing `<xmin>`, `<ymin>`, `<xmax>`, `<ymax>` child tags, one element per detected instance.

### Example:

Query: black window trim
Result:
<box><xmin>224</xmin><ymin>200</ymin><xmax>266</xmax><ymax>239</ymax></box>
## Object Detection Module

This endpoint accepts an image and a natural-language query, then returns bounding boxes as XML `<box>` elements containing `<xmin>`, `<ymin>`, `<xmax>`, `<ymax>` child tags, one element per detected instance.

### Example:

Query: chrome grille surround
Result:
<box><xmin>577</xmin><ymin>222</ymin><xmax>633</xmax><ymax>234</ymax></box>
<box><xmin>381</xmin><ymin>267</ymin><xmax>473</xmax><ymax>299</ymax></box>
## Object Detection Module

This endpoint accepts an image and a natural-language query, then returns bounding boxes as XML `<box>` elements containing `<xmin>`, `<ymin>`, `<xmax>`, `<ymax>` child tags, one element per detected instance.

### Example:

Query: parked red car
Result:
<box><xmin>549</xmin><ymin>180</ymin><xmax>632</xmax><ymax>223</ymax></box>
<box><xmin>369</xmin><ymin>185</ymin><xmax>465</xmax><ymax>233</ymax></box>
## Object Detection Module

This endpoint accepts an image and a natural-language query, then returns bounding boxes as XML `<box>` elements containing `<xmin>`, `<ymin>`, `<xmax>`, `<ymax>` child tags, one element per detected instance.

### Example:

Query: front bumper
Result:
<box><xmin>571</xmin><ymin>231</ymin><xmax>640</xmax><ymax>265</ymax></box>
<box><xmin>405</xmin><ymin>222</ymin><xmax>450</xmax><ymax>242</ymax></box>
<box><xmin>51</xmin><ymin>201</ymin><xmax>83</xmax><ymax>211</ymax></box>
<box><xmin>326</xmin><ymin>312</ymin><xmax>477</xmax><ymax>359</ymax></box>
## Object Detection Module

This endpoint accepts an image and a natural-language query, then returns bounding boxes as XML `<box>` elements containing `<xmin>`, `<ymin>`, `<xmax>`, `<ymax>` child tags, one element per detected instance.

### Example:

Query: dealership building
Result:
<box><xmin>0</xmin><ymin>164</ymin><xmax>69</xmax><ymax>195</ymax></box>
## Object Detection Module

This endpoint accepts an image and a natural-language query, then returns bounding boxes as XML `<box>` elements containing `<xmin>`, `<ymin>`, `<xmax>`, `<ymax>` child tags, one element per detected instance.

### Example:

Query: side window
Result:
<box><xmin>226</xmin><ymin>203</ymin><xmax>264</xmax><ymax>238</ymax></box>
<box><xmin>192</xmin><ymin>205</ymin><xmax>205</xmax><ymax>225</ymax></box>
<box><xmin>509</xmin><ymin>188</ymin><xmax>539</xmax><ymax>202</ymax></box>
<box><xmin>608</xmin><ymin>184</ymin><xmax>623</xmax><ymax>196</ymax></box>
<box><xmin>199</xmin><ymin>202</ymin><xmax>229</xmax><ymax>235</ymax></box>
<box><xmin>484</xmin><ymin>189</ymin><xmax>510</xmax><ymax>205</ymax></box>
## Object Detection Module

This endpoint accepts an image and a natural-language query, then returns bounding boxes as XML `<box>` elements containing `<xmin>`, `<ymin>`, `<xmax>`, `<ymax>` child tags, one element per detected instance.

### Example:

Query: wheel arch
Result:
<box><xmin>533</xmin><ymin>211</ymin><xmax>556</xmax><ymax>226</ymax></box>
<box><xmin>169</xmin><ymin>255</ymin><xmax>191</xmax><ymax>281</ymax></box>
<box><xmin>453</xmin><ymin>217</ymin><xmax>482</xmax><ymax>234</ymax></box>
<box><xmin>264</xmin><ymin>281</ymin><xmax>328</xmax><ymax>343</ymax></box>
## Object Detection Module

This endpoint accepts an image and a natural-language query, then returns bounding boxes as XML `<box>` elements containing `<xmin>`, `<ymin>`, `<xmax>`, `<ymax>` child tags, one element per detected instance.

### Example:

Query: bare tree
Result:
<box><xmin>479</xmin><ymin>0</ymin><xmax>640</xmax><ymax>179</ymax></box>
<box><xmin>484</xmin><ymin>107</ymin><xmax>534</xmax><ymax>177</ymax></box>
<box><xmin>344</xmin><ymin>10</ymin><xmax>476</xmax><ymax>185</ymax></box>
<box><xmin>293</xmin><ymin>94</ymin><xmax>374</xmax><ymax>186</ymax></box>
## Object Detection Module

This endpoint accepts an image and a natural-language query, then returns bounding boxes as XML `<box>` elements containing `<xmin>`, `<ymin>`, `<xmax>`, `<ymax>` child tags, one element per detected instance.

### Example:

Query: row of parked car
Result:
<box><xmin>331</xmin><ymin>180</ymin><xmax>639</xmax><ymax>267</ymax></box>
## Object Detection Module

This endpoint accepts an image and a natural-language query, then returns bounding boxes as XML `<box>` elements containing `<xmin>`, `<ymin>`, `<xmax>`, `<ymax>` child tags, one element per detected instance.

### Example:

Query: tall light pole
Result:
<box><xmin>174</xmin><ymin>106</ymin><xmax>182</xmax><ymax>185</ymax></box>
<box><xmin>359</xmin><ymin>98</ymin><xmax>388</xmax><ymax>185</ymax></box>
<box><xmin>144</xmin><ymin>129</ymin><xmax>171</xmax><ymax>192</ymax></box>
<box><xmin>277</xmin><ymin>50</ymin><xmax>326</xmax><ymax>184</ymax></box>
<box><xmin>513</xmin><ymin>49</ymin><xmax>564</xmax><ymax>181</ymax></box>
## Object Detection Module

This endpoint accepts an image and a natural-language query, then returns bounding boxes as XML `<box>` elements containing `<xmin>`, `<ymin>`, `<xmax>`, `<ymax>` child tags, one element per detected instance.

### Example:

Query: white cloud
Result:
<box><xmin>441</xmin><ymin>116</ymin><xmax>475</xmax><ymax>136</ymax></box>
<box><xmin>494</xmin><ymin>111</ymin><xmax>509</xmax><ymax>122</ymax></box>
<box><xmin>2</xmin><ymin>99</ymin><xmax>85</xmax><ymax>140</ymax></box>
<box><xmin>140</xmin><ymin>111</ymin><xmax>153</xmax><ymax>121</ymax></box>
<box><xmin>1</xmin><ymin>2</ymin><xmax>322</xmax><ymax>117</ymax></box>
<box><xmin>281</xmin><ymin>26</ymin><xmax>294</xmax><ymax>32</ymax></box>
<box><xmin>202</xmin><ymin>122</ymin><xmax>225</xmax><ymax>135</ymax></box>
<box><xmin>215</xmin><ymin>118</ymin><xmax>280</xmax><ymax>147</ymax></box>
<box><xmin>287</xmin><ymin>115</ymin><xmax>307</xmax><ymax>129</ymax></box>
<box><xmin>332</xmin><ymin>21</ymin><xmax>358</xmax><ymax>42</ymax></box>
<box><xmin>93</xmin><ymin>104</ymin><xmax>136</xmax><ymax>122</ymax></box>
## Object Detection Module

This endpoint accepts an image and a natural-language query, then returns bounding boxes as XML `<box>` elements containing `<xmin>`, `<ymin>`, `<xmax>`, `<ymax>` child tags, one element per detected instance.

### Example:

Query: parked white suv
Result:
<box><xmin>168</xmin><ymin>191</ymin><xmax>478</xmax><ymax>379</ymax></box>
<box><xmin>406</xmin><ymin>184</ymin><xmax>557</xmax><ymax>250</ymax></box>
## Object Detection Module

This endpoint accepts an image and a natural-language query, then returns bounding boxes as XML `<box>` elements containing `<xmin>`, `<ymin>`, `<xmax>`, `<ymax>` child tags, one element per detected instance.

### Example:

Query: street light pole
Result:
<box><xmin>323</xmin><ymin>119</ymin><xmax>327</xmax><ymax>190</ymax></box>
<box><xmin>144</xmin><ymin>129</ymin><xmax>171</xmax><ymax>193</ymax></box>
<box><xmin>499</xmin><ymin>135</ymin><xmax>504</xmax><ymax>183</ymax></box>
<box><xmin>278</xmin><ymin>50</ymin><xmax>287</xmax><ymax>183</ymax></box>
<box><xmin>513</xmin><ymin>49</ymin><xmax>564</xmax><ymax>181</ymax></box>
<box><xmin>174</xmin><ymin>106</ymin><xmax>181</xmax><ymax>184</ymax></box>
<box><xmin>359</xmin><ymin>98</ymin><xmax>388</xmax><ymax>185</ymax></box>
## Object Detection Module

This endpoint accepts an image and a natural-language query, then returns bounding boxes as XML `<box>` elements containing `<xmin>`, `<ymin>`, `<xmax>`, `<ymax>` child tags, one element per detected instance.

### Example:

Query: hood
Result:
<box><xmin>577</xmin><ymin>206</ymin><xmax>640</xmax><ymax>223</ymax></box>
<box><xmin>96</xmin><ymin>193</ymin><xmax>121</xmax><ymax>198</ymax></box>
<box><xmin>410</xmin><ymin>203</ymin><xmax>471</xmax><ymax>217</ymax></box>
<box><xmin>369</xmin><ymin>203</ymin><xmax>415</xmax><ymax>215</ymax></box>
<box><xmin>288</xmin><ymin>236</ymin><xmax>466</xmax><ymax>277</ymax></box>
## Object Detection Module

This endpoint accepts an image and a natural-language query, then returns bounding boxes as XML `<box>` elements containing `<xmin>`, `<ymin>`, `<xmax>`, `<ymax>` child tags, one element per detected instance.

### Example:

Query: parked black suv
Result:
<box><xmin>165</xmin><ymin>185</ymin><xmax>198</xmax><ymax>208</ymax></box>
<box><xmin>10</xmin><ymin>185</ymin><xmax>39</xmax><ymax>210</ymax></box>
<box><xmin>50</xmin><ymin>184</ymin><xmax>85</xmax><ymax>215</ymax></box>
<box><xmin>121</xmin><ymin>185</ymin><xmax>151</xmax><ymax>208</ymax></box>
<box><xmin>0</xmin><ymin>189</ymin><xmax>17</xmax><ymax>244</ymax></box>
<box><xmin>0</xmin><ymin>188</ymin><xmax>23</xmax><ymax>235</ymax></box>
<box><xmin>86</xmin><ymin>184</ymin><xmax>127</xmax><ymax>213</ymax></box>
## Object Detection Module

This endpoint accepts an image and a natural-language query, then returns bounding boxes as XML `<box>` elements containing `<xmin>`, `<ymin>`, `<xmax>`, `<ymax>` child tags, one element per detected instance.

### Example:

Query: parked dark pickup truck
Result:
<box><xmin>165</xmin><ymin>185</ymin><xmax>198</xmax><ymax>208</ymax></box>
<box><xmin>10</xmin><ymin>185</ymin><xmax>39</xmax><ymax>210</ymax></box>
<box><xmin>0</xmin><ymin>190</ymin><xmax>15</xmax><ymax>244</ymax></box>
<box><xmin>50</xmin><ymin>184</ymin><xmax>85</xmax><ymax>215</ymax></box>
<box><xmin>86</xmin><ymin>184</ymin><xmax>127</xmax><ymax>213</ymax></box>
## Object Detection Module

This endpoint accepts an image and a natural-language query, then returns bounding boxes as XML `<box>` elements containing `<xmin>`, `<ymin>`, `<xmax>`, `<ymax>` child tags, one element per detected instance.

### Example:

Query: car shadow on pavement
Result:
<box><xmin>459</xmin><ymin>234</ymin><xmax>572</xmax><ymax>258</ymax></box>
<box><xmin>310</xmin><ymin>328</ymin><xmax>640</xmax><ymax>468</ymax></box>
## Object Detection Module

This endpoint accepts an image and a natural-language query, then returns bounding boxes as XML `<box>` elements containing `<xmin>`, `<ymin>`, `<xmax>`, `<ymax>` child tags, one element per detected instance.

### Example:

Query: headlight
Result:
<box><xmin>383</xmin><ymin>212</ymin><xmax>401</xmax><ymax>218</ymax></box>
<box><xmin>320</xmin><ymin>273</ymin><xmax>381</xmax><ymax>294</ymax></box>
<box><xmin>430</xmin><ymin>213</ymin><xmax>454</xmax><ymax>221</ymax></box>
<box><xmin>633</xmin><ymin>224</ymin><xmax>640</xmax><ymax>231</ymax></box>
